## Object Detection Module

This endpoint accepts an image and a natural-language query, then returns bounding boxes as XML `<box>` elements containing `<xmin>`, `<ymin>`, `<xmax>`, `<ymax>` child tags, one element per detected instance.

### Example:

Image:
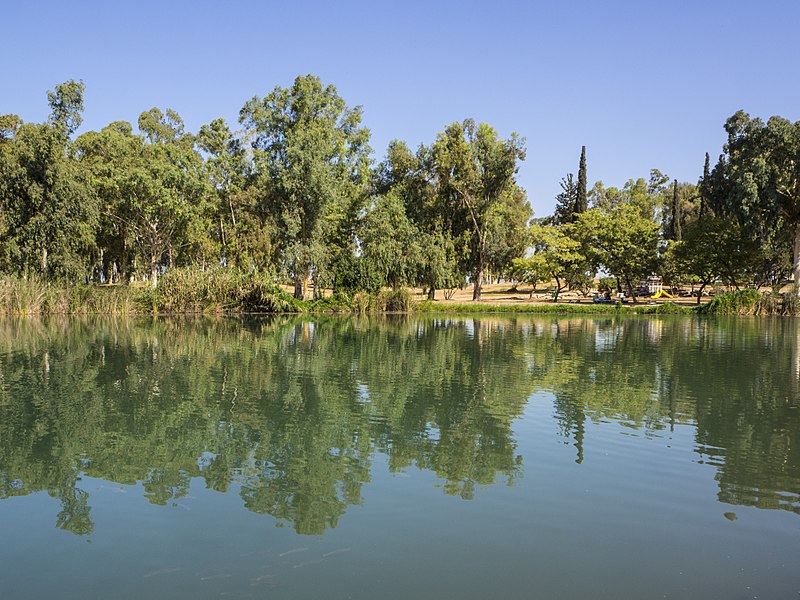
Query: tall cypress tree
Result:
<box><xmin>575</xmin><ymin>145</ymin><xmax>587</xmax><ymax>218</ymax></box>
<box><xmin>671</xmin><ymin>179</ymin><xmax>682</xmax><ymax>241</ymax></box>
<box><xmin>699</xmin><ymin>152</ymin><xmax>710</xmax><ymax>221</ymax></box>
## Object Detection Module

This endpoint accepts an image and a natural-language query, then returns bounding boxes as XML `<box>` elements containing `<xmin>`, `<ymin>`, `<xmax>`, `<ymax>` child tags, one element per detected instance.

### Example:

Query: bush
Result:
<box><xmin>150</xmin><ymin>269</ymin><xmax>302</xmax><ymax>314</ymax></box>
<box><xmin>351</xmin><ymin>291</ymin><xmax>372</xmax><ymax>314</ymax></box>
<box><xmin>701</xmin><ymin>289</ymin><xmax>761</xmax><ymax>315</ymax></box>
<box><xmin>375</xmin><ymin>288</ymin><xmax>413</xmax><ymax>312</ymax></box>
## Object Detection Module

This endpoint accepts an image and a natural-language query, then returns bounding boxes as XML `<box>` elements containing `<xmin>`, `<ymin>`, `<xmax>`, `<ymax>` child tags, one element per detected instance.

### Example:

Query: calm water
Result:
<box><xmin>1</xmin><ymin>315</ymin><xmax>798</xmax><ymax>599</ymax></box>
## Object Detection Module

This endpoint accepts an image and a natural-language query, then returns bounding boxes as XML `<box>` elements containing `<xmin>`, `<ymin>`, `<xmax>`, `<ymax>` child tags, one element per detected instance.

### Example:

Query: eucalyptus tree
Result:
<box><xmin>196</xmin><ymin>118</ymin><xmax>268</xmax><ymax>269</ymax></box>
<box><xmin>0</xmin><ymin>81</ymin><xmax>97</xmax><ymax>279</ymax></box>
<box><xmin>77</xmin><ymin>110</ymin><xmax>212</xmax><ymax>286</ymax></box>
<box><xmin>483</xmin><ymin>183</ymin><xmax>533</xmax><ymax>279</ymax></box>
<box><xmin>376</xmin><ymin>140</ymin><xmax>461</xmax><ymax>298</ymax></box>
<box><xmin>431</xmin><ymin>119</ymin><xmax>527</xmax><ymax>300</ymax></box>
<box><xmin>590</xmin><ymin>171</ymin><xmax>669</xmax><ymax>221</ymax></box>
<box><xmin>704</xmin><ymin>110</ymin><xmax>800</xmax><ymax>295</ymax></box>
<box><xmin>358</xmin><ymin>191</ymin><xmax>423</xmax><ymax>291</ymax></box>
<box><xmin>240</xmin><ymin>74</ymin><xmax>372</xmax><ymax>299</ymax></box>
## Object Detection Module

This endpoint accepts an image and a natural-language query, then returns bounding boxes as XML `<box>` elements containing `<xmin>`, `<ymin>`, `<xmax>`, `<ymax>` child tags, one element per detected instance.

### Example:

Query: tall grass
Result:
<box><xmin>0</xmin><ymin>277</ymin><xmax>136</xmax><ymax>315</ymax></box>
<box><xmin>150</xmin><ymin>269</ymin><xmax>302</xmax><ymax>314</ymax></box>
<box><xmin>3</xmin><ymin>273</ymin><xmax>797</xmax><ymax>317</ymax></box>
<box><xmin>701</xmin><ymin>289</ymin><xmax>762</xmax><ymax>315</ymax></box>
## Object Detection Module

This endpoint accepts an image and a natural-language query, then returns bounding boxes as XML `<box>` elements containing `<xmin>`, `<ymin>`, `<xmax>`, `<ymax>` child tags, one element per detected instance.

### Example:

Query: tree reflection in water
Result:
<box><xmin>0</xmin><ymin>315</ymin><xmax>797</xmax><ymax>535</ymax></box>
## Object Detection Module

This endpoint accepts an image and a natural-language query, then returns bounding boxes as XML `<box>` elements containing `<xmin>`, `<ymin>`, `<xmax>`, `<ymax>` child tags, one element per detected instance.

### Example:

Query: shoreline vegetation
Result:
<box><xmin>1</xmin><ymin>272</ymin><xmax>796</xmax><ymax>317</ymax></box>
<box><xmin>3</xmin><ymin>79</ymin><xmax>799</xmax><ymax>316</ymax></box>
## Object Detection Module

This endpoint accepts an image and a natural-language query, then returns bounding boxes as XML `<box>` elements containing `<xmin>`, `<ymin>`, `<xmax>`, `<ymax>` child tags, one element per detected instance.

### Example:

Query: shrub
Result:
<box><xmin>376</xmin><ymin>288</ymin><xmax>413</xmax><ymax>312</ymax></box>
<box><xmin>701</xmin><ymin>289</ymin><xmax>761</xmax><ymax>315</ymax></box>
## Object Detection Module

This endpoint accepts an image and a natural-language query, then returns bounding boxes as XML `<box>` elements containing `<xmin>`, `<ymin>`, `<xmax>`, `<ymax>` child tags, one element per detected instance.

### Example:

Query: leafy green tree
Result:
<box><xmin>240</xmin><ymin>74</ymin><xmax>372</xmax><ymax>299</ymax></box>
<box><xmin>589</xmin><ymin>172</ymin><xmax>667</xmax><ymax>221</ymax></box>
<box><xmin>704</xmin><ymin>110</ymin><xmax>800</xmax><ymax>296</ymax></box>
<box><xmin>431</xmin><ymin>119</ymin><xmax>527</xmax><ymax>300</ymax></box>
<box><xmin>0</xmin><ymin>114</ymin><xmax>22</xmax><ymax>141</ymax></box>
<box><xmin>47</xmin><ymin>80</ymin><xmax>85</xmax><ymax>137</ymax></box>
<box><xmin>509</xmin><ymin>254</ymin><xmax>548</xmax><ymax>297</ymax></box>
<box><xmin>0</xmin><ymin>82</ymin><xmax>96</xmax><ymax>279</ymax></box>
<box><xmin>669</xmin><ymin>217</ymin><xmax>760</xmax><ymax>302</ymax></box>
<box><xmin>359</xmin><ymin>191</ymin><xmax>423</xmax><ymax>291</ymax></box>
<box><xmin>197</xmin><ymin>118</ymin><xmax>268</xmax><ymax>269</ymax></box>
<box><xmin>574</xmin><ymin>204</ymin><xmax>660</xmax><ymax>299</ymax></box>
<box><xmin>376</xmin><ymin>140</ymin><xmax>463</xmax><ymax>299</ymax></box>
<box><xmin>532</xmin><ymin>223</ymin><xmax>587</xmax><ymax>300</ymax></box>
<box><xmin>484</xmin><ymin>183</ymin><xmax>532</xmax><ymax>279</ymax></box>
<box><xmin>77</xmin><ymin>112</ymin><xmax>212</xmax><ymax>286</ymax></box>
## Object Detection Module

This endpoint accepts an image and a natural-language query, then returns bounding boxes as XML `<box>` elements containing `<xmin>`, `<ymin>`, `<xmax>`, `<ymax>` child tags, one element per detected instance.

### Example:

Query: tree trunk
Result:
<box><xmin>794</xmin><ymin>223</ymin><xmax>800</xmax><ymax>298</ymax></box>
<box><xmin>41</xmin><ymin>246</ymin><xmax>48</xmax><ymax>274</ymax></box>
<box><xmin>219</xmin><ymin>217</ymin><xmax>226</xmax><ymax>261</ymax></box>
<box><xmin>472</xmin><ymin>247</ymin><xmax>485</xmax><ymax>301</ymax></box>
<box><xmin>293</xmin><ymin>266</ymin><xmax>310</xmax><ymax>300</ymax></box>
<box><xmin>696</xmin><ymin>282</ymin><xmax>707</xmax><ymax>305</ymax></box>
<box><xmin>150</xmin><ymin>252</ymin><xmax>158</xmax><ymax>288</ymax></box>
<box><xmin>625</xmin><ymin>276</ymin><xmax>637</xmax><ymax>304</ymax></box>
<box><xmin>427</xmin><ymin>286</ymin><xmax>435</xmax><ymax>301</ymax></box>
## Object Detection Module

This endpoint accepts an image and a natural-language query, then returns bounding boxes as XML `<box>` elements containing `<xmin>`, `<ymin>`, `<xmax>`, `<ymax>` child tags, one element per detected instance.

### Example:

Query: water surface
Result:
<box><xmin>1</xmin><ymin>315</ymin><xmax>798</xmax><ymax>598</ymax></box>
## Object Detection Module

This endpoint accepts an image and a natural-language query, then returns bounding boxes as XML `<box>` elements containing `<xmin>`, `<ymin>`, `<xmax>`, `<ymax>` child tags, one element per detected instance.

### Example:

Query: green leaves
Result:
<box><xmin>431</xmin><ymin>120</ymin><xmax>528</xmax><ymax>299</ymax></box>
<box><xmin>47</xmin><ymin>80</ymin><xmax>85</xmax><ymax>138</ymax></box>
<box><xmin>240</xmin><ymin>75</ymin><xmax>372</xmax><ymax>298</ymax></box>
<box><xmin>705</xmin><ymin>110</ymin><xmax>800</xmax><ymax>292</ymax></box>
<box><xmin>574</xmin><ymin>204</ymin><xmax>659</xmax><ymax>294</ymax></box>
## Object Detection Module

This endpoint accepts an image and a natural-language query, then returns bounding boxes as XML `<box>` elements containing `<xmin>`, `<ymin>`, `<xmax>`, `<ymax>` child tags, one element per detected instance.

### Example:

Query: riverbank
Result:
<box><xmin>0</xmin><ymin>274</ymin><xmax>795</xmax><ymax>316</ymax></box>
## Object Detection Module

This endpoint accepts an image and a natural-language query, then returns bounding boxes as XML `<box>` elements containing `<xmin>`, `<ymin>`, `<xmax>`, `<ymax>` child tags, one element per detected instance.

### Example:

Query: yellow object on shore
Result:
<box><xmin>650</xmin><ymin>290</ymin><xmax>673</xmax><ymax>299</ymax></box>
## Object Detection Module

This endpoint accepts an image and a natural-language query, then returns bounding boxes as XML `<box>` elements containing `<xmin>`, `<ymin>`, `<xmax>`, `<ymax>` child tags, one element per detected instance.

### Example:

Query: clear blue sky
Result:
<box><xmin>3</xmin><ymin>0</ymin><xmax>798</xmax><ymax>216</ymax></box>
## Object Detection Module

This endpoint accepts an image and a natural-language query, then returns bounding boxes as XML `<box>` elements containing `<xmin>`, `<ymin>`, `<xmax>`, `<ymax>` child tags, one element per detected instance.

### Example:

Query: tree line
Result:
<box><xmin>1</xmin><ymin>76</ymin><xmax>798</xmax><ymax>302</ymax></box>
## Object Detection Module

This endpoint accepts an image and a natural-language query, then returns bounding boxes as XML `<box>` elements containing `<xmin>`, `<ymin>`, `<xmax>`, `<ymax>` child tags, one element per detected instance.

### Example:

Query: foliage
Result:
<box><xmin>4</xmin><ymin>80</ymin><xmax>800</xmax><ymax>316</ymax></box>
<box><xmin>704</xmin><ymin>110</ymin><xmax>800</xmax><ymax>296</ymax></box>
<box><xmin>152</xmin><ymin>268</ymin><xmax>301</xmax><ymax>313</ymax></box>
<box><xmin>552</xmin><ymin>173</ymin><xmax>578</xmax><ymax>225</ymax></box>
<box><xmin>0</xmin><ymin>83</ymin><xmax>97</xmax><ymax>280</ymax></box>
<box><xmin>574</xmin><ymin>204</ymin><xmax>660</xmax><ymax>298</ymax></box>
<box><xmin>358</xmin><ymin>192</ymin><xmax>423</xmax><ymax>291</ymax></box>
<box><xmin>700</xmin><ymin>289</ymin><xmax>761</xmax><ymax>315</ymax></box>
<box><xmin>76</xmin><ymin>113</ymin><xmax>213</xmax><ymax>287</ymax></box>
<box><xmin>240</xmin><ymin>74</ymin><xmax>372</xmax><ymax>299</ymax></box>
<box><xmin>430</xmin><ymin>119</ymin><xmax>528</xmax><ymax>300</ymax></box>
<box><xmin>668</xmin><ymin>217</ymin><xmax>759</xmax><ymax>302</ymax></box>
<box><xmin>375</xmin><ymin>288</ymin><xmax>414</xmax><ymax>312</ymax></box>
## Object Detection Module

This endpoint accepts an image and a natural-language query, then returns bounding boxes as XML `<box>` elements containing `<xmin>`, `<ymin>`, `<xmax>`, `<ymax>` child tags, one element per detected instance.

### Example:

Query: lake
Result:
<box><xmin>0</xmin><ymin>315</ymin><xmax>798</xmax><ymax>599</ymax></box>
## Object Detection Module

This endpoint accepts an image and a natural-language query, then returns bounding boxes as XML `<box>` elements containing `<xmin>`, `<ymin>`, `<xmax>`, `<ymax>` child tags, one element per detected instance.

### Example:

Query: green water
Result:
<box><xmin>0</xmin><ymin>315</ymin><xmax>798</xmax><ymax>599</ymax></box>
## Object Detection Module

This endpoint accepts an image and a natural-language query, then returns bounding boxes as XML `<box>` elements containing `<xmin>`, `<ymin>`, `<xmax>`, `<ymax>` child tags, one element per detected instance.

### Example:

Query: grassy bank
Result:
<box><xmin>1</xmin><ymin>274</ymin><xmax>796</xmax><ymax>316</ymax></box>
<box><xmin>0</xmin><ymin>271</ymin><xmax>414</xmax><ymax>316</ymax></box>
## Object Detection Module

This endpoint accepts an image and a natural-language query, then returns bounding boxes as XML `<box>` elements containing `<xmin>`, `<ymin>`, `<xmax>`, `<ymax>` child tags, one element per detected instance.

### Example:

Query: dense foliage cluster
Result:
<box><xmin>2</xmin><ymin>77</ymin><xmax>798</xmax><ymax>305</ymax></box>
<box><xmin>0</xmin><ymin>77</ymin><xmax>531</xmax><ymax>301</ymax></box>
